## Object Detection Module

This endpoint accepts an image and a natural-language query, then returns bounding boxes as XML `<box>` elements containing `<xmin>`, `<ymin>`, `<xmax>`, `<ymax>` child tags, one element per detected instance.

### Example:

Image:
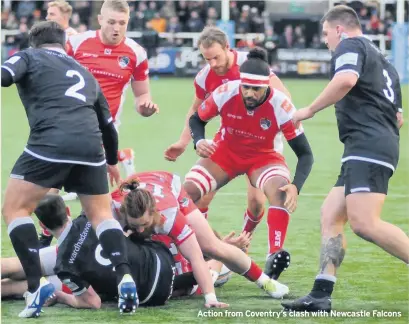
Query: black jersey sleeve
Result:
<box><xmin>94</xmin><ymin>85</ymin><xmax>118</xmax><ymax>165</ymax></box>
<box><xmin>58</xmin><ymin>272</ymin><xmax>90</xmax><ymax>296</ymax></box>
<box><xmin>332</xmin><ymin>38</ymin><xmax>366</xmax><ymax>78</ymax></box>
<box><xmin>95</xmin><ymin>85</ymin><xmax>114</xmax><ymax>127</ymax></box>
<box><xmin>395</xmin><ymin>78</ymin><xmax>403</xmax><ymax>113</ymax></box>
<box><xmin>1</xmin><ymin>51</ymin><xmax>29</xmax><ymax>84</ymax></box>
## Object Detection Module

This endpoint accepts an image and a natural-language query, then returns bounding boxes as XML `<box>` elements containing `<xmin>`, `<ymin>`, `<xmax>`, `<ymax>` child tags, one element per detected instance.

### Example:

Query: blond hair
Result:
<box><xmin>198</xmin><ymin>26</ymin><xmax>228</xmax><ymax>49</ymax></box>
<box><xmin>48</xmin><ymin>0</ymin><xmax>73</xmax><ymax>18</ymax></box>
<box><xmin>101</xmin><ymin>0</ymin><xmax>130</xmax><ymax>14</ymax></box>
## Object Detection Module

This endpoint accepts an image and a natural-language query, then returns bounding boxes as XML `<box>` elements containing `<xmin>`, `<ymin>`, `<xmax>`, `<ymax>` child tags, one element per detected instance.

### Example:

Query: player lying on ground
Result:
<box><xmin>185</xmin><ymin>47</ymin><xmax>314</xmax><ymax>280</ymax></box>
<box><xmin>281</xmin><ymin>5</ymin><xmax>408</xmax><ymax>312</ymax></box>
<box><xmin>114</xmin><ymin>171</ymin><xmax>290</xmax><ymax>301</ymax></box>
<box><xmin>1</xmin><ymin>21</ymin><xmax>137</xmax><ymax>318</ymax></box>
<box><xmin>165</xmin><ymin>28</ymin><xmax>294</xmax><ymax>276</ymax></box>
<box><xmin>2</xmin><ymin>195</ymin><xmax>248</xmax><ymax>305</ymax></box>
<box><xmin>2</xmin><ymin>195</ymin><xmax>175</xmax><ymax>309</ymax></box>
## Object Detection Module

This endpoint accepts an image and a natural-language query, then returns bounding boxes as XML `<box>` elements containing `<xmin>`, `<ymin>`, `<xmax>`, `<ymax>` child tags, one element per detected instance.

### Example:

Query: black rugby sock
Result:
<box><xmin>310</xmin><ymin>279</ymin><xmax>334</xmax><ymax>298</ymax></box>
<box><xmin>96</xmin><ymin>219</ymin><xmax>132</xmax><ymax>284</ymax></box>
<box><xmin>8</xmin><ymin>217</ymin><xmax>42</xmax><ymax>293</ymax></box>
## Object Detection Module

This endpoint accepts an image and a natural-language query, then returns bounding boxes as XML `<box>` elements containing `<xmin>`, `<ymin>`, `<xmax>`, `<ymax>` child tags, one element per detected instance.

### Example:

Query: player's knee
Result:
<box><xmin>247</xmin><ymin>196</ymin><xmax>264</xmax><ymax>217</ymax></box>
<box><xmin>255</xmin><ymin>167</ymin><xmax>290</xmax><ymax>202</ymax></box>
<box><xmin>184</xmin><ymin>166</ymin><xmax>217</xmax><ymax>202</ymax></box>
<box><xmin>183</xmin><ymin>181</ymin><xmax>201</xmax><ymax>202</ymax></box>
<box><xmin>348</xmin><ymin>215</ymin><xmax>375</xmax><ymax>241</ymax></box>
<box><xmin>195</xmin><ymin>194</ymin><xmax>214</xmax><ymax>209</ymax></box>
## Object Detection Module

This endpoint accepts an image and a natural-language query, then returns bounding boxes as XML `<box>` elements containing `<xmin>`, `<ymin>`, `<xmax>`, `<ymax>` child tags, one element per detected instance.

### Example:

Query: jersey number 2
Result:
<box><xmin>383</xmin><ymin>69</ymin><xmax>395</xmax><ymax>103</ymax></box>
<box><xmin>65</xmin><ymin>70</ymin><xmax>86</xmax><ymax>102</ymax></box>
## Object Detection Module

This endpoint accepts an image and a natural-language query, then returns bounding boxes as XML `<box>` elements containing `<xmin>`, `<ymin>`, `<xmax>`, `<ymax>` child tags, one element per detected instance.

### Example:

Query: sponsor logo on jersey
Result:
<box><xmin>82</xmin><ymin>52</ymin><xmax>98</xmax><ymax>58</ymax></box>
<box><xmin>280</xmin><ymin>99</ymin><xmax>293</xmax><ymax>113</ymax></box>
<box><xmin>227</xmin><ymin>113</ymin><xmax>242</xmax><ymax>120</ymax></box>
<box><xmin>104</xmin><ymin>49</ymin><xmax>112</xmax><ymax>55</ymax></box>
<box><xmin>180</xmin><ymin>197</ymin><xmax>189</xmax><ymax>207</ymax></box>
<box><xmin>260</xmin><ymin>118</ymin><xmax>271</xmax><ymax>130</ymax></box>
<box><xmin>222</xmin><ymin>79</ymin><xmax>229</xmax><ymax>83</ymax></box>
<box><xmin>118</xmin><ymin>56</ymin><xmax>130</xmax><ymax>68</ymax></box>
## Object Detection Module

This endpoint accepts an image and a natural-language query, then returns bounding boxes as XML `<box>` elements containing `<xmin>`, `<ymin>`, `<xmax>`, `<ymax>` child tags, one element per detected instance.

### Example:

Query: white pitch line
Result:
<box><xmin>217</xmin><ymin>192</ymin><xmax>409</xmax><ymax>198</ymax></box>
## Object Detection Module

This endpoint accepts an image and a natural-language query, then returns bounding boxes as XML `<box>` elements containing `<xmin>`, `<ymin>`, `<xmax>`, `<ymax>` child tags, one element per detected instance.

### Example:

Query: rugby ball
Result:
<box><xmin>214</xmin><ymin>265</ymin><xmax>233</xmax><ymax>287</ymax></box>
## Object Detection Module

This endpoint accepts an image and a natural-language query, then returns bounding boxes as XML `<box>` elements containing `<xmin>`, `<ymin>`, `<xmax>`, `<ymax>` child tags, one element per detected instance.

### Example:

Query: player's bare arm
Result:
<box><xmin>55</xmin><ymin>286</ymin><xmax>101</xmax><ymax>309</ymax></box>
<box><xmin>164</xmin><ymin>96</ymin><xmax>203</xmax><ymax>161</ymax></box>
<box><xmin>292</xmin><ymin>72</ymin><xmax>358</xmax><ymax>122</ymax></box>
<box><xmin>131</xmin><ymin>79</ymin><xmax>159</xmax><ymax>117</ymax></box>
<box><xmin>178</xmin><ymin>234</ymin><xmax>229</xmax><ymax>308</ymax></box>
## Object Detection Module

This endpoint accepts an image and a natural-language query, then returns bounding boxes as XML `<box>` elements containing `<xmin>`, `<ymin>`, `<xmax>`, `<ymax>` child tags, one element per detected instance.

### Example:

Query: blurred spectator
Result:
<box><xmin>262</xmin><ymin>27</ymin><xmax>280</xmax><ymax>65</ymax></box>
<box><xmin>145</xmin><ymin>2</ymin><xmax>157</xmax><ymax>23</ymax></box>
<box><xmin>207</xmin><ymin>7</ymin><xmax>219</xmax><ymax>20</ymax></box>
<box><xmin>71</xmin><ymin>13</ymin><xmax>81</xmax><ymax>30</ymax></box>
<box><xmin>141</xmin><ymin>21</ymin><xmax>160</xmax><ymax>59</ymax></box>
<box><xmin>129</xmin><ymin>10</ymin><xmax>145</xmax><ymax>31</ymax></box>
<box><xmin>186</xmin><ymin>11</ymin><xmax>204</xmax><ymax>32</ymax></box>
<box><xmin>150</xmin><ymin>13</ymin><xmax>167</xmax><ymax>33</ymax></box>
<box><xmin>280</xmin><ymin>25</ymin><xmax>294</xmax><ymax>48</ymax></box>
<box><xmin>15</xmin><ymin>22</ymin><xmax>29</xmax><ymax>50</ymax></box>
<box><xmin>249</xmin><ymin>7</ymin><xmax>264</xmax><ymax>33</ymax></box>
<box><xmin>4</xmin><ymin>12</ymin><xmax>18</xmax><ymax>29</ymax></box>
<box><xmin>176</xmin><ymin>1</ymin><xmax>189</xmax><ymax>27</ymax></box>
<box><xmin>160</xmin><ymin>0</ymin><xmax>177</xmax><ymax>21</ymax></box>
<box><xmin>16</xmin><ymin>0</ymin><xmax>35</xmax><ymax>20</ymax></box>
<box><xmin>311</xmin><ymin>34</ymin><xmax>325</xmax><ymax>49</ymax></box>
<box><xmin>293</xmin><ymin>25</ymin><xmax>306</xmax><ymax>48</ymax></box>
<box><xmin>166</xmin><ymin>16</ymin><xmax>182</xmax><ymax>33</ymax></box>
<box><xmin>236</xmin><ymin>11</ymin><xmax>250</xmax><ymax>34</ymax></box>
<box><xmin>230</xmin><ymin>1</ymin><xmax>240</xmax><ymax>22</ymax></box>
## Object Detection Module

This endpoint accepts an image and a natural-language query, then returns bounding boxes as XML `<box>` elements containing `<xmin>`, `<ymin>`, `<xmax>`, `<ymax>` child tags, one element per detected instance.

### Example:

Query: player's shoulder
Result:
<box><xmin>68</xmin><ymin>30</ymin><xmax>98</xmax><ymax>51</ymax></box>
<box><xmin>195</xmin><ymin>64</ymin><xmax>211</xmax><ymax>85</ymax></box>
<box><xmin>123</xmin><ymin>37</ymin><xmax>147</xmax><ymax>60</ymax></box>
<box><xmin>212</xmin><ymin>80</ymin><xmax>241</xmax><ymax>105</ymax></box>
<box><xmin>65</xmin><ymin>27</ymin><xmax>78</xmax><ymax>37</ymax></box>
<box><xmin>235</xmin><ymin>50</ymin><xmax>249</xmax><ymax>66</ymax></box>
<box><xmin>334</xmin><ymin>36</ymin><xmax>367</xmax><ymax>56</ymax></box>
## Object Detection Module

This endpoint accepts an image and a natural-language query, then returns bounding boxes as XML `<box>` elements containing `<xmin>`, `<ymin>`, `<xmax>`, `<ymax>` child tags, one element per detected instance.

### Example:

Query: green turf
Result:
<box><xmin>1</xmin><ymin>78</ymin><xmax>408</xmax><ymax>323</ymax></box>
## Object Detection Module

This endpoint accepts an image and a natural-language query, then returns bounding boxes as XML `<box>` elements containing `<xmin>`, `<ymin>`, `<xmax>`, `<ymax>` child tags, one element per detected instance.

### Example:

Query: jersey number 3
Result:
<box><xmin>383</xmin><ymin>69</ymin><xmax>395</xmax><ymax>103</ymax></box>
<box><xmin>65</xmin><ymin>70</ymin><xmax>86</xmax><ymax>102</ymax></box>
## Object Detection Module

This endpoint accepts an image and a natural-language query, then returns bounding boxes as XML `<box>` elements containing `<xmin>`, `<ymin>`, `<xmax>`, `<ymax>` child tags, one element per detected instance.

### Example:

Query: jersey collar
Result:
<box><xmin>43</xmin><ymin>47</ymin><xmax>67</xmax><ymax>55</ymax></box>
<box><xmin>57</xmin><ymin>221</ymin><xmax>73</xmax><ymax>246</ymax></box>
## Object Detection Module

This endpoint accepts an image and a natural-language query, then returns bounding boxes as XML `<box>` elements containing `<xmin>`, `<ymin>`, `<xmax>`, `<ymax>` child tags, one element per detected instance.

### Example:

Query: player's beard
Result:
<box><xmin>213</xmin><ymin>53</ymin><xmax>230</xmax><ymax>76</ymax></box>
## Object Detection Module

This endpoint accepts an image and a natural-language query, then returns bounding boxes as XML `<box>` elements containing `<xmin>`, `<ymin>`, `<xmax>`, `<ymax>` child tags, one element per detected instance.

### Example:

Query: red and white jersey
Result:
<box><xmin>194</xmin><ymin>50</ymin><xmax>248</xmax><ymax>100</ymax></box>
<box><xmin>198</xmin><ymin>80</ymin><xmax>304</xmax><ymax>158</ymax></box>
<box><xmin>151</xmin><ymin>234</ymin><xmax>193</xmax><ymax>276</ymax></box>
<box><xmin>111</xmin><ymin>172</ymin><xmax>194</xmax><ymax>246</ymax></box>
<box><xmin>65</xmin><ymin>27</ymin><xmax>77</xmax><ymax>38</ymax></box>
<box><xmin>66</xmin><ymin>30</ymin><xmax>148</xmax><ymax>122</ymax></box>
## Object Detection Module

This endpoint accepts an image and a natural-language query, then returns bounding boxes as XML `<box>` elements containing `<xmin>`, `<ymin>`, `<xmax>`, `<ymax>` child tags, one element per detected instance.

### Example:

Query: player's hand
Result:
<box><xmin>164</xmin><ymin>141</ymin><xmax>188</xmax><ymax>162</ymax></box>
<box><xmin>292</xmin><ymin>107</ymin><xmax>314</xmax><ymax>123</ymax></box>
<box><xmin>107</xmin><ymin>164</ymin><xmax>121</xmax><ymax>187</ymax></box>
<box><xmin>196</xmin><ymin>139</ymin><xmax>217</xmax><ymax>158</ymax></box>
<box><xmin>205</xmin><ymin>301</ymin><xmax>229</xmax><ymax>308</ymax></box>
<box><xmin>138</xmin><ymin>100</ymin><xmax>159</xmax><ymax>117</ymax></box>
<box><xmin>279</xmin><ymin>184</ymin><xmax>298</xmax><ymax>213</ymax></box>
<box><xmin>397</xmin><ymin>111</ymin><xmax>404</xmax><ymax>129</ymax></box>
<box><xmin>222</xmin><ymin>231</ymin><xmax>252</xmax><ymax>250</ymax></box>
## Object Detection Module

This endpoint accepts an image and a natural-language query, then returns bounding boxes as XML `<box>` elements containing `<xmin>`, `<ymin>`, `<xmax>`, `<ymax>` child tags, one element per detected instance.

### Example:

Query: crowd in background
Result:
<box><xmin>1</xmin><ymin>0</ymin><xmax>406</xmax><ymax>54</ymax></box>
